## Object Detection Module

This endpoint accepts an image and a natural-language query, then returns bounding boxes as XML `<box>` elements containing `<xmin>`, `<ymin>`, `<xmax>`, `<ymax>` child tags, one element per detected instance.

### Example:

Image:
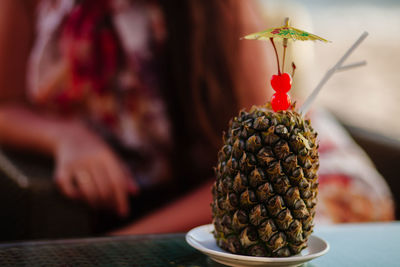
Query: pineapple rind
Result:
<box><xmin>212</xmin><ymin>104</ymin><xmax>319</xmax><ymax>257</ymax></box>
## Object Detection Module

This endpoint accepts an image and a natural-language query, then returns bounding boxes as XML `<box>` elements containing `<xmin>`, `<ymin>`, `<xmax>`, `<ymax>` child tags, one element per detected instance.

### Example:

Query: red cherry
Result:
<box><xmin>270</xmin><ymin>73</ymin><xmax>292</xmax><ymax>93</ymax></box>
<box><xmin>271</xmin><ymin>93</ymin><xmax>291</xmax><ymax>112</ymax></box>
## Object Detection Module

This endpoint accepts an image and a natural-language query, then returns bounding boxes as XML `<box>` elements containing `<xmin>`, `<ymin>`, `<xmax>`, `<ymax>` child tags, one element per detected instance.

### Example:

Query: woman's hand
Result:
<box><xmin>0</xmin><ymin>105</ymin><xmax>138</xmax><ymax>217</ymax></box>
<box><xmin>54</xmin><ymin>121</ymin><xmax>139</xmax><ymax>217</ymax></box>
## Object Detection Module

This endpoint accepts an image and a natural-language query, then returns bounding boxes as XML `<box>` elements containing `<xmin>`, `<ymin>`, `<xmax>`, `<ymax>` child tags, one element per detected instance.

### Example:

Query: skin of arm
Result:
<box><xmin>0</xmin><ymin>105</ymin><xmax>72</xmax><ymax>154</ymax></box>
<box><xmin>0</xmin><ymin>0</ymin><xmax>136</xmax><ymax>217</ymax></box>
<box><xmin>111</xmin><ymin>180</ymin><xmax>214</xmax><ymax>235</ymax></box>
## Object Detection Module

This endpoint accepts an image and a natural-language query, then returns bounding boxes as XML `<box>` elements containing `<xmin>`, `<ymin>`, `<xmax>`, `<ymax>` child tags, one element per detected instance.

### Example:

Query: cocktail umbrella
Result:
<box><xmin>244</xmin><ymin>18</ymin><xmax>329</xmax><ymax>74</ymax></box>
<box><xmin>243</xmin><ymin>17</ymin><xmax>368</xmax><ymax>116</ymax></box>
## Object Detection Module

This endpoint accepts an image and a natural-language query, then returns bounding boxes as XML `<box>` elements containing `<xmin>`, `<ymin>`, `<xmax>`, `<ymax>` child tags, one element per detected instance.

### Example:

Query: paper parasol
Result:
<box><xmin>244</xmin><ymin>18</ymin><xmax>329</xmax><ymax>42</ymax></box>
<box><xmin>244</xmin><ymin>18</ymin><xmax>329</xmax><ymax>74</ymax></box>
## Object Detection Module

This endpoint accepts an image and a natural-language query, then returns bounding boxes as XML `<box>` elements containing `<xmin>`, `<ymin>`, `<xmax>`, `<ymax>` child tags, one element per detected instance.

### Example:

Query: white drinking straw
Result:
<box><xmin>299</xmin><ymin>31</ymin><xmax>369</xmax><ymax>116</ymax></box>
<box><xmin>336</xmin><ymin>60</ymin><xmax>367</xmax><ymax>72</ymax></box>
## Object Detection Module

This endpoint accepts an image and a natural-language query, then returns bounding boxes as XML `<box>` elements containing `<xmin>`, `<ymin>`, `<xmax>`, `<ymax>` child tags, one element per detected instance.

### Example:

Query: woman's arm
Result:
<box><xmin>0</xmin><ymin>105</ymin><xmax>137</xmax><ymax>217</ymax></box>
<box><xmin>0</xmin><ymin>0</ymin><xmax>136</xmax><ymax>217</ymax></box>
<box><xmin>0</xmin><ymin>105</ymin><xmax>65</xmax><ymax>154</ymax></box>
<box><xmin>0</xmin><ymin>0</ymin><xmax>35</xmax><ymax>102</ymax></box>
<box><xmin>0</xmin><ymin>0</ymin><xmax>58</xmax><ymax>152</ymax></box>
<box><xmin>111</xmin><ymin>180</ymin><xmax>214</xmax><ymax>235</ymax></box>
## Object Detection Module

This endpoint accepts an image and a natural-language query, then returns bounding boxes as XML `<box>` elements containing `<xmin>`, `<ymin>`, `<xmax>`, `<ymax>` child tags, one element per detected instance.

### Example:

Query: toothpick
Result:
<box><xmin>299</xmin><ymin>31</ymin><xmax>369</xmax><ymax>116</ymax></box>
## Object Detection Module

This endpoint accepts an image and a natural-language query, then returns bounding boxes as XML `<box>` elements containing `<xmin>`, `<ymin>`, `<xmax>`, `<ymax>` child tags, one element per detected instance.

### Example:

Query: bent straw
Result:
<box><xmin>336</xmin><ymin>60</ymin><xmax>367</xmax><ymax>72</ymax></box>
<box><xmin>299</xmin><ymin>31</ymin><xmax>369</xmax><ymax>116</ymax></box>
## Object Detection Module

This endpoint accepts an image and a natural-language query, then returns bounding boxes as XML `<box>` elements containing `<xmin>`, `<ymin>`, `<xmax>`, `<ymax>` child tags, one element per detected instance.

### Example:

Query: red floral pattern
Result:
<box><xmin>29</xmin><ymin>0</ymin><xmax>172</xmax><ymax>189</ymax></box>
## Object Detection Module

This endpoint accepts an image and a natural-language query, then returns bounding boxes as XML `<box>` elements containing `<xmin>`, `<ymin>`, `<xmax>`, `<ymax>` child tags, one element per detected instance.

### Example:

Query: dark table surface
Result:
<box><xmin>0</xmin><ymin>222</ymin><xmax>399</xmax><ymax>267</ymax></box>
<box><xmin>0</xmin><ymin>233</ymin><xmax>220</xmax><ymax>267</ymax></box>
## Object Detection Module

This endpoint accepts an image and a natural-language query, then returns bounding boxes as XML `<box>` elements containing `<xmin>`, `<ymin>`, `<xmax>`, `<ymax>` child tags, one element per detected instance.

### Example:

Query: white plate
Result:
<box><xmin>186</xmin><ymin>224</ymin><xmax>329</xmax><ymax>267</ymax></box>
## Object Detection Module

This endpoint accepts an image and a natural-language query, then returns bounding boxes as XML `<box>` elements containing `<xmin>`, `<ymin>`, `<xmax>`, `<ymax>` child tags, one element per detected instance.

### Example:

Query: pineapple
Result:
<box><xmin>212</xmin><ymin>103</ymin><xmax>319</xmax><ymax>257</ymax></box>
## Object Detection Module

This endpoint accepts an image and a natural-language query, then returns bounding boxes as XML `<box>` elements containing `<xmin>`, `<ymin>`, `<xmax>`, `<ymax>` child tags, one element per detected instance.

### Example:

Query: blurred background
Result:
<box><xmin>0</xmin><ymin>0</ymin><xmax>398</xmax><ymax>242</ymax></box>
<box><xmin>260</xmin><ymin>0</ymin><xmax>400</xmax><ymax>140</ymax></box>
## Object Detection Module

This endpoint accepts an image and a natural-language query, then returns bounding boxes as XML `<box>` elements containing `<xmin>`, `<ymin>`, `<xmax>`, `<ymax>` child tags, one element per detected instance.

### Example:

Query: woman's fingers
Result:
<box><xmin>106</xmin><ymin>159</ymin><xmax>130</xmax><ymax>217</ymax></box>
<box><xmin>89</xmin><ymin>164</ymin><xmax>113</xmax><ymax>208</ymax></box>
<box><xmin>74</xmin><ymin>169</ymin><xmax>99</xmax><ymax>209</ymax></box>
<box><xmin>126</xmin><ymin>177</ymin><xmax>139</xmax><ymax>196</ymax></box>
<box><xmin>53</xmin><ymin>121</ymin><xmax>139</xmax><ymax>215</ymax></box>
<box><xmin>122</xmin><ymin>165</ymin><xmax>139</xmax><ymax>196</ymax></box>
<box><xmin>54</xmin><ymin>165</ymin><xmax>78</xmax><ymax>199</ymax></box>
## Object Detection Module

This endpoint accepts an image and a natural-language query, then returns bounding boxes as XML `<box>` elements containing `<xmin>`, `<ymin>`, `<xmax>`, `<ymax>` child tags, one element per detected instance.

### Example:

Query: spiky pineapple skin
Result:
<box><xmin>212</xmin><ymin>104</ymin><xmax>319</xmax><ymax>257</ymax></box>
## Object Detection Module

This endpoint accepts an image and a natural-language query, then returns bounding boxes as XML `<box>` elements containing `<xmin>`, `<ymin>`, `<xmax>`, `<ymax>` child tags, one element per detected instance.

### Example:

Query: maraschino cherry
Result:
<box><xmin>271</xmin><ymin>73</ymin><xmax>292</xmax><ymax>93</ymax></box>
<box><xmin>270</xmin><ymin>72</ymin><xmax>292</xmax><ymax>112</ymax></box>
<box><xmin>271</xmin><ymin>92</ymin><xmax>291</xmax><ymax>111</ymax></box>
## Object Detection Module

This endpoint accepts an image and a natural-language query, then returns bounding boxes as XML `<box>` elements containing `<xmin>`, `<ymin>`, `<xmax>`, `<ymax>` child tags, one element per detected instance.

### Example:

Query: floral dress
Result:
<box><xmin>28</xmin><ymin>0</ymin><xmax>172</xmax><ymax>189</ymax></box>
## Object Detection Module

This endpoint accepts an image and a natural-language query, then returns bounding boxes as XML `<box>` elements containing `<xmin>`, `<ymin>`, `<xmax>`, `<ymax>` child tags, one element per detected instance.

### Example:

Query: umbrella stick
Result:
<box><xmin>282</xmin><ymin>39</ymin><xmax>288</xmax><ymax>73</ymax></box>
<box><xmin>299</xmin><ymin>31</ymin><xmax>368</xmax><ymax>116</ymax></box>
<box><xmin>281</xmin><ymin>18</ymin><xmax>289</xmax><ymax>73</ymax></box>
<box><xmin>270</xmin><ymin>38</ymin><xmax>281</xmax><ymax>75</ymax></box>
<box><xmin>282</xmin><ymin>46</ymin><xmax>287</xmax><ymax>73</ymax></box>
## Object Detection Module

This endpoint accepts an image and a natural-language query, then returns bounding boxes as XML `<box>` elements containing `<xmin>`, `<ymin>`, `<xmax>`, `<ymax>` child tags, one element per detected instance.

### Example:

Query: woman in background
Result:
<box><xmin>0</xmin><ymin>0</ymin><xmax>270</xmax><ymax>225</ymax></box>
<box><xmin>0</xmin><ymin>0</ymin><xmax>394</xmax><ymax>235</ymax></box>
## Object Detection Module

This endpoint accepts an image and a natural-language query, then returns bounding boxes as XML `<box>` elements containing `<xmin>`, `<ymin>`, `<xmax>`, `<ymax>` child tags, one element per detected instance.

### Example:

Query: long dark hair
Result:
<box><xmin>160</xmin><ymin>1</ymin><xmax>244</xmax><ymax>185</ymax></box>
